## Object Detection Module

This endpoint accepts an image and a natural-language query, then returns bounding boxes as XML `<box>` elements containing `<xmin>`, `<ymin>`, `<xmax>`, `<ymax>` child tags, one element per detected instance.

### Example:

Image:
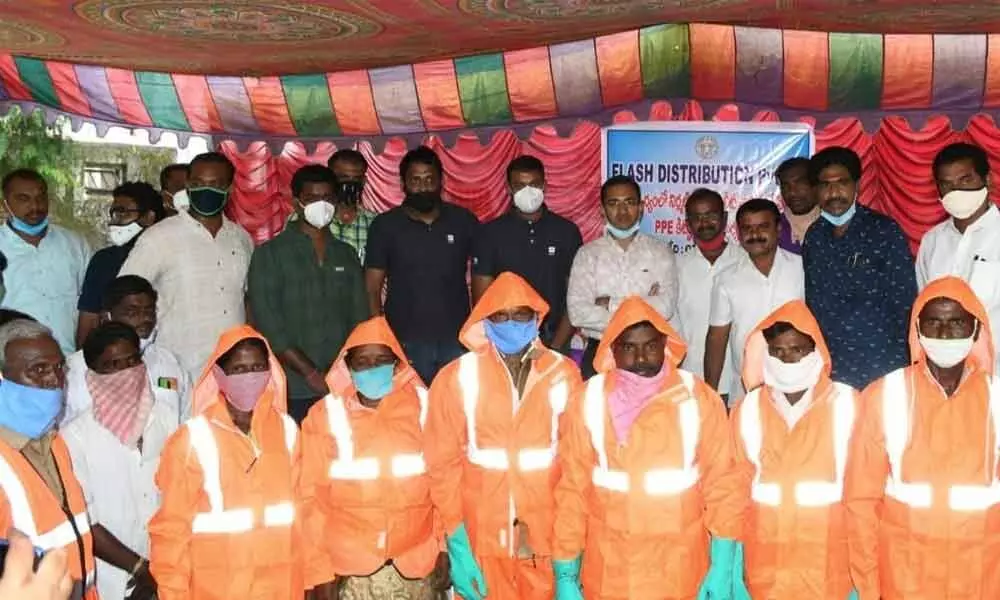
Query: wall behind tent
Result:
<box><xmin>216</xmin><ymin>101</ymin><xmax>1000</xmax><ymax>255</ymax></box>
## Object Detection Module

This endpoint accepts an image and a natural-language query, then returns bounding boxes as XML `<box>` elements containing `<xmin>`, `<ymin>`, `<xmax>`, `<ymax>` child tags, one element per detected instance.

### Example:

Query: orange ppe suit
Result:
<box><xmin>424</xmin><ymin>272</ymin><xmax>583</xmax><ymax>600</ymax></box>
<box><xmin>845</xmin><ymin>276</ymin><xmax>1000</xmax><ymax>600</ymax></box>
<box><xmin>299</xmin><ymin>316</ymin><xmax>440</xmax><ymax>587</ymax></box>
<box><xmin>148</xmin><ymin>325</ymin><xmax>304</xmax><ymax>600</ymax></box>
<box><xmin>553</xmin><ymin>296</ymin><xmax>741</xmax><ymax>600</ymax></box>
<box><xmin>0</xmin><ymin>435</ymin><xmax>98</xmax><ymax>600</ymax></box>
<box><xmin>731</xmin><ymin>300</ymin><xmax>861</xmax><ymax>599</ymax></box>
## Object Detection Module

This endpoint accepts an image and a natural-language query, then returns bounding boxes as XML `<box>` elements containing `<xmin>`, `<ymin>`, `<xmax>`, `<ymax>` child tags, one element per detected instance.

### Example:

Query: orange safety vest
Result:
<box><xmin>0</xmin><ymin>435</ymin><xmax>97</xmax><ymax>599</ymax></box>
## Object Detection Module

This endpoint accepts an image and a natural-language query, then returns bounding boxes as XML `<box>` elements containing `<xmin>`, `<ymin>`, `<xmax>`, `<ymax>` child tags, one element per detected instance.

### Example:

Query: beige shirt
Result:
<box><xmin>0</xmin><ymin>427</ymin><xmax>65</xmax><ymax>505</ymax></box>
<box><xmin>567</xmin><ymin>232</ymin><xmax>678</xmax><ymax>340</ymax></box>
<box><xmin>120</xmin><ymin>211</ymin><xmax>253</xmax><ymax>378</ymax></box>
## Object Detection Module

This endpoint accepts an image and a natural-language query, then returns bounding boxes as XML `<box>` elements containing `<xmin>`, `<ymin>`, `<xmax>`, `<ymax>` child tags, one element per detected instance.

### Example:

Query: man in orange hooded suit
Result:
<box><xmin>424</xmin><ymin>272</ymin><xmax>582</xmax><ymax>599</ymax></box>
<box><xmin>300</xmin><ymin>316</ymin><xmax>448</xmax><ymax>599</ymax></box>
<box><xmin>552</xmin><ymin>296</ymin><xmax>743</xmax><ymax>600</ymax></box>
<box><xmin>731</xmin><ymin>300</ymin><xmax>862</xmax><ymax>599</ymax></box>
<box><xmin>846</xmin><ymin>276</ymin><xmax>1000</xmax><ymax>600</ymax></box>
<box><xmin>149</xmin><ymin>325</ymin><xmax>303</xmax><ymax>599</ymax></box>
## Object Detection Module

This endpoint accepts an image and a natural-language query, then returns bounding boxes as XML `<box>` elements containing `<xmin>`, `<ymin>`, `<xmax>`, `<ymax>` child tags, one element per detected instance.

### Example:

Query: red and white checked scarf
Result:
<box><xmin>85</xmin><ymin>364</ymin><xmax>154</xmax><ymax>447</ymax></box>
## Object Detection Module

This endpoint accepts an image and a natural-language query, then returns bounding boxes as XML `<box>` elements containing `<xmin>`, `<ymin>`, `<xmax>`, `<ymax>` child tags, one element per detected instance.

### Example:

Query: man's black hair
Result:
<box><xmin>807</xmin><ymin>147</ymin><xmax>862</xmax><ymax>185</ymax></box>
<box><xmin>933</xmin><ymin>143</ymin><xmax>990</xmax><ymax>180</ymax></box>
<box><xmin>102</xmin><ymin>275</ymin><xmax>157</xmax><ymax>312</ymax></box>
<box><xmin>761</xmin><ymin>321</ymin><xmax>816</xmax><ymax>348</ymax></box>
<box><xmin>328</xmin><ymin>149</ymin><xmax>368</xmax><ymax>172</ymax></box>
<box><xmin>600</xmin><ymin>175</ymin><xmax>641</xmax><ymax>203</ymax></box>
<box><xmin>1</xmin><ymin>168</ymin><xmax>47</xmax><ymax>196</ymax></box>
<box><xmin>217</xmin><ymin>338</ymin><xmax>269</xmax><ymax>369</ymax></box>
<box><xmin>736</xmin><ymin>198</ymin><xmax>781</xmax><ymax>224</ymax></box>
<box><xmin>113</xmin><ymin>181</ymin><xmax>167</xmax><ymax>222</ymax></box>
<box><xmin>506</xmin><ymin>156</ymin><xmax>545</xmax><ymax>183</ymax></box>
<box><xmin>775</xmin><ymin>157</ymin><xmax>811</xmax><ymax>182</ymax></box>
<box><xmin>0</xmin><ymin>309</ymin><xmax>35</xmax><ymax>327</ymax></box>
<box><xmin>399</xmin><ymin>146</ymin><xmax>443</xmax><ymax>183</ymax></box>
<box><xmin>291</xmin><ymin>164</ymin><xmax>336</xmax><ymax>197</ymax></box>
<box><xmin>82</xmin><ymin>321</ymin><xmax>140</xmax><ymax>370</ymax></box>
<box><xmin>159</xmin><ymin>163</ymin><xmax>188</xmax><ymax>189</ymax></box>
<box><xmin>189</xmin><ymin>152</ymin><xmax>236</xmax><ymax>185</ymax></box>
<box><xmin>685</xmin><ymin>188</ymin><xmax>724</xmax><ymax>212</ymax></box>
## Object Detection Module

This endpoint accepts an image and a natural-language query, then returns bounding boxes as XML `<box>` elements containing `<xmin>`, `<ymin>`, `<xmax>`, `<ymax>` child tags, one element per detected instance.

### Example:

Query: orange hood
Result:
<box><xmin>192</xmin><ymin>324</ymin><xmax>288</xmax><ymax>416</ymax></box>
<box><xmin>325</xmin><ymin>316</ymin><xmax>421</xmax><ymax>394</ymax></box>
<box><xmin>593</xmin><ymin>296</ymin><xmax>687</xmax><ymax>374</ymax></box>
<box><xmin>909</xmin><ymin>276</ymin><xmax>994</xmax><ymax>373</ymax></box>
<box><xmin>741</xmin><ymin>300</ymin><xmax>833</xmax><ymax>392</ymax></box>
<box><xmin>459</xmin><ymin>272</ymin><xmax>549</xmax><ymax>353</ymax></box>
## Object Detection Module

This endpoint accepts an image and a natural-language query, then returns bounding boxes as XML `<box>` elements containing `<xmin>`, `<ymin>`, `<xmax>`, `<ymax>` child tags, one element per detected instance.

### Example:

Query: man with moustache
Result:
<box><xmin>676</xmin><ymin>188</ymin><xmax>744</xmax><ymax>404</ymax></box>
<box><xmin>705</xmin><ymin>198</ymin><xmax>804</xmax><ymax>405</ymax></box>
<box><xmin>776</xmin><ymin>157</ymin><xmax>820</xmax><ymax>255</ymax></box>
<box><xmin>364</xmin><ymin>146</ymin><xmax>479</xmax><ymax>384</ymax></box>
<box><xmin>803</xmin><ymin>147</ymin><xmax>916</xmax><ymax>390</ymax></box>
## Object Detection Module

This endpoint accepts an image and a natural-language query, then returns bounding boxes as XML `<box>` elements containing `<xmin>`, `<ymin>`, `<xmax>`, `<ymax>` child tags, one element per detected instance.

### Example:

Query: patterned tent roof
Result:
<box><xmin>2</xmin><ymin>3</ymin><xmax>999</xmax><ymax>141</ymax></box>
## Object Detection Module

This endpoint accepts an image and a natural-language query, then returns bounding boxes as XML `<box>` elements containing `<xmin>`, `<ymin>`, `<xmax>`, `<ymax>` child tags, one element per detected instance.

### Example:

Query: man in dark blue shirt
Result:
<box><xmin>803</xmin><ymin>146</ymin><xmax>917</xmax><ymax>389</ymax></box>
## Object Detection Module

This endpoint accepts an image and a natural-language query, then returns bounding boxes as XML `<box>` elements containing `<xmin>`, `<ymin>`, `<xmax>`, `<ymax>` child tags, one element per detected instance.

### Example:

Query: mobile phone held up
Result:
<box><xmin>0</xmin><ymin>538</ymin><xmax>45</xmax><ymax>576</ymax></box>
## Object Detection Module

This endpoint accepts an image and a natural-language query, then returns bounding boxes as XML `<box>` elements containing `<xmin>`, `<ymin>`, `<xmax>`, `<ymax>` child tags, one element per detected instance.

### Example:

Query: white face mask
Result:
<box><xmin>919</xmin><ymin>331</ymin><xmax>975</xmax><ymax>368</ymax></box>
<box><xmin>172</xmin><ymin>189</ymin><xmax>190</xmax><ymax>211</ymax></box>
<box><xmin>941</xmin><ymin>187</ymin><xmax>988</xmax><ymax>220</ymax></box>
<box><xmin>107</xmin><ymin>222</ymin><xmax>143</xmax><ymax>247</ymax></box>
<box><xmin>140</xmin><ymin>327</ymin><xmax>158</xmax><ymax>353</ymax></box>
<box><xmin>513</xmin><ymin>186</ymin><xmax>544</xmax><ymax>213</ymax></box>
<box><xmin>301</xmin><ymin>200</ymin><xmax>336</xmax><ymax>229</ymax></box>
<box><xmin>763</xmin><ymin>350</ymin><xmax>824</xmax><ymax>393</ymax></box>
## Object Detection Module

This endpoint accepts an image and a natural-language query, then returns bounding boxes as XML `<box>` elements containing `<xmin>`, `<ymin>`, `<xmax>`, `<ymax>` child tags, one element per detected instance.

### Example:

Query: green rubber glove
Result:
<box><xmin>445</xmin><ymin>524</ymin><xmax>487</xmax><ymax>600</ymax></box>
<box><xmin>847</xmin><ymin>590</ymin><xmax>859</xmax><ymax>600</ymax></box>
<box><xmin>553</xmin><ymin>556</ymin><xmax>584</xmax><ymax>600</ymax></box>
<box><xmin>731</xmin><ymin>542</ymin><xmax>750</xmax><ymax>600</ymax></box>
<box><xmin>697</xmin><ymin>537</ymin><xmax>739</xmax><ymax>600</ymax></box>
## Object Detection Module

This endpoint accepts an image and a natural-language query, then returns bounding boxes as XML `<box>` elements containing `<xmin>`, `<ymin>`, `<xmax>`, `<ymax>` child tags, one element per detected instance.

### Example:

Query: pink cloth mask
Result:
<box><xmin>212</xmin><ymin>365</ymin><xmax>271</xmax><ymax>412</ymax></box>
<box><xmin>608</xmin><ymin>363</ymin><xmax>669</xmax><ymax>443</ymax></box>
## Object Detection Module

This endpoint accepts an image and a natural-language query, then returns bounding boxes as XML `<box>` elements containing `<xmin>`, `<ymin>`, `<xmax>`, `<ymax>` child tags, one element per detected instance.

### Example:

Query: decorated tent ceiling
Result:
<box><xmin>1</xmin><ymin>3</ymin><xmax>999</xmax><ymax>142</ymax></box>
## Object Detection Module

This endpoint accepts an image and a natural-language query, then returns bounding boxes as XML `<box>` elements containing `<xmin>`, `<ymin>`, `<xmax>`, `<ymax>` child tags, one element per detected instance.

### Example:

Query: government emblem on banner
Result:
<box><xmin>695</xmin><ymin>135</ymin><xmax>719</xmax><ymax>160</ymax></box>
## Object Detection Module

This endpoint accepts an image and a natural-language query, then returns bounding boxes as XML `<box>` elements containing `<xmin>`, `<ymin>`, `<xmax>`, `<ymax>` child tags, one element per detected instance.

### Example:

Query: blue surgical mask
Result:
<box><xmin>188</xmin><ymin>187</ymin><xmax>229</xmax><ymax>216</ymax></box>
<box><xmin>0</xmin><ymin>379</ymin><xmax>63</xmax><ymax>440</ymax></box>
<box><xmin>820</xmin><ymin>201</ymin><xmax>857</xmax><ymax>227</ymax></box>
<box><xmin>484</xmin><ymin>317</ymin><xmax>538</xmax><ymax>355</ymax></box>
<box><xmin>350</xmin><ymin>363</ymin><xmax>395</xmax><ymax>400</ymax></box>
<box><xmin>606</xmin><ymin>222</ymin><xmax>640</xmax><ymax>239</ymax></box>
<box><xmin>8</xmin><ymin>215</ymin><xmax>48</xmax><ymax>237</ymax></box>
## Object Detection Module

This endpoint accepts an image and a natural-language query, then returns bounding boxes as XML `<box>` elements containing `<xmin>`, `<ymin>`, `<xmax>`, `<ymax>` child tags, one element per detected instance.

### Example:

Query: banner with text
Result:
<box><xmin>602</xmin><ymin>122</ymin><xmax>814</xmax><ymax>252</ymax></box>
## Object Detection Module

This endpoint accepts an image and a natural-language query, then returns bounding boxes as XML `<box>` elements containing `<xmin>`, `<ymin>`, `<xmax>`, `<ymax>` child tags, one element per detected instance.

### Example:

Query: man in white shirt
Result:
<box><xmin>63</xmin><ymin>322</ymin><xmax>179</xmax><ymax>600</ymax></box>
<box><xmin>0</xmin><ymin>168</ymin><xmax>91</xmax><ymax>354</ymax></box>
<box><xmin>705</xmin><ymin>198</ymin><xmax>804</xmax><ymax>404</ymax></box>
<box><xmin>916</xmin><ymin>142</ymin><xmax>1000</xmax><ymax>372</ymax></box>
<box><xmin>63</xmin><ymin>275</ymin><xmax>191</xmax><ymax>426</ymax></box>
<box><xmin>676</xmin><ymin>188</ymin><xmax>744</xmax><ymax>403</ymax></box>
<box><xmin>567</xmin><ymin>174</ymin><xmax>678</xmax><ymax>377</ymax></box>
<box><xmin>119</xmin><ymin>152</ymin><xmax>253</xmax><ymax>378</ymax></box>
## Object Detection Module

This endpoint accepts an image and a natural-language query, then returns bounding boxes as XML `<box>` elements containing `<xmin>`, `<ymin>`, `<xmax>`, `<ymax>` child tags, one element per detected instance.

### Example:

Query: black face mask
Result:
<box><xmin>335</xmin><ymin>181</ymin><xmax>363</xmax><ymax>205</ymax></box>
<box><xmin>404</xmin><ymin>191</ymin><xmax>440</xmax><ymax>214</ymax></box>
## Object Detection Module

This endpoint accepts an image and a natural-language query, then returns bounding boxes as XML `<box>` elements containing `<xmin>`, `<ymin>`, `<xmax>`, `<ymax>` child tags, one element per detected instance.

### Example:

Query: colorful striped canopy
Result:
<box><xmin>2</xmin><ymin>24</ymin><xmax>999</xmax><ymax>143</ymax></box>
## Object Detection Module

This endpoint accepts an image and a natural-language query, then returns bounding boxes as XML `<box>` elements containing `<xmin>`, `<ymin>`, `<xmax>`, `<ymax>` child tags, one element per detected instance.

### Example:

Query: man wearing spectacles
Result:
<box><xmin>76</xmin><ymin>182</ymin><xmax>166</xmax><ymax>348</ymax></box>
<box><xmin>567</xmin><ymin>175</ymin><xmax>678</xmax><ymax>378</ymax></box>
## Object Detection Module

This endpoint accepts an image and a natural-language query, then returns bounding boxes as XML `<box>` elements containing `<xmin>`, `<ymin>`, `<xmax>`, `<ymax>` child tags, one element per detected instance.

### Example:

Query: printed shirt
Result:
<box><xmin>916</xmin><ymin>203</ymin><xmax>1000</xmax><ymax>373</ymax></box>
<box><xmin>247</xmin><ymin>226</ymin><xmax>369</xmax><ymax>400</ymax></box>
<box><xmin>803</xmin><ymin>203</ymin><xmax>917</xmax><ymax>389</ymax></box>
<box><xmin>709</xmin><ymin>248</ymin><xmax>805</xmax><ymax>401</ymax></box>
<box><xmin>0</xmin><ymin>223</ymin><xmax>91</xmax><ymax>353</ymax></box>
<box><xmin>119</xmin><ymin>211</ymin><xmax>253</xmax><ymax>378</ymax></box>
<box><xmin>676</xmin><ymin>242</ymin><xmax>745</xmax><ymax>394</ymax></box>
<box><xmin>567</xmin><ymin>232</ymin><xmax>679</xmax><ymax>340</ymax></box>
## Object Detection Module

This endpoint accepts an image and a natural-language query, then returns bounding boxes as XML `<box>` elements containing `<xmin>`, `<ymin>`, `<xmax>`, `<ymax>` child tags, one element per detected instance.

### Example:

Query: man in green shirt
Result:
<box><xmin>247</xmin><ymin>164</ymin><xmax>369</xmax><ymax>422</ymax></box>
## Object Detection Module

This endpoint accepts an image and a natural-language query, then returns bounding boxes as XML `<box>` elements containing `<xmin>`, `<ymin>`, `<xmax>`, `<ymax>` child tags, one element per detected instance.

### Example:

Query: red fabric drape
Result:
<box><xmin>218</xmin><ymin>102</ymin><xmax>1000</xmax><ymax>254</ymax></box>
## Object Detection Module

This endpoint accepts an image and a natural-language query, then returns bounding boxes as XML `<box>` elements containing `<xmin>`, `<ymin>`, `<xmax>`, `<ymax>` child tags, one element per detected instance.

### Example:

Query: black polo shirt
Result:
<box><xmin>77</xmin><ymin>238</ymin><xmax>137</xmax><ymax>313</ymax></box>
<box><xmin>472</xmin><ymin>209</ymin><xmax>582</xmax><ymax>340</ymax></box>
<box><xmin>364</xmin><ymin>203</ymin><xmax>479</xmax><ymax>342</ymax></box>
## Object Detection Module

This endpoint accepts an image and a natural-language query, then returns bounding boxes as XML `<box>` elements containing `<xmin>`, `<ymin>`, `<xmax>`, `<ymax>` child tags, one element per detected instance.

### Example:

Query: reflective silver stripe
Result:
<box><xmin>34</xmin><ymin>512</ymin><xmax>90</xmax><ymax>549</ymax></box>
<box><xmin>584</xmin><ymin>370</ymin><xmax>700</xmax><ymax>494</ymax></box>
<box><xmin>739</xmin><ymin>383</ymin><xmax>856</xmax><ymax>507</ymax></box>
<box><xmin>187</xmin><ymin>416</ymin><xmax>294</xmax><ymax>533</ymax></box>
<box><xmin>0</xmin><ymin>452</ymin><xmax>40</xmax><ymax>540</ymax></box>
<box><xmin>279</xmin><ymin>414</ymin><xmax>298</xmax><ymax>454</ymax></box>
<box><xmin>882</xmin><ymin>369</ymin><xmax>932</xmax><ymax>508</ymax></box>
<box><xmin>459</xmin><ymin>352</ymin><xmax>567</xmax><ymax>472</ymax></box>
<box><xmin>263</xmin><ymin>501</ymin><xmax>295</xmax><ymax>526</ymax></box>
<box><xmin>946</xmin><ymin>375</ymin><xmax>1000</xmax><ymax>511</ymax></box>
<box><xmin>326</xmin><ymin>392</ymin><xmax>429</xmax><ymax>480</ymax></box>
